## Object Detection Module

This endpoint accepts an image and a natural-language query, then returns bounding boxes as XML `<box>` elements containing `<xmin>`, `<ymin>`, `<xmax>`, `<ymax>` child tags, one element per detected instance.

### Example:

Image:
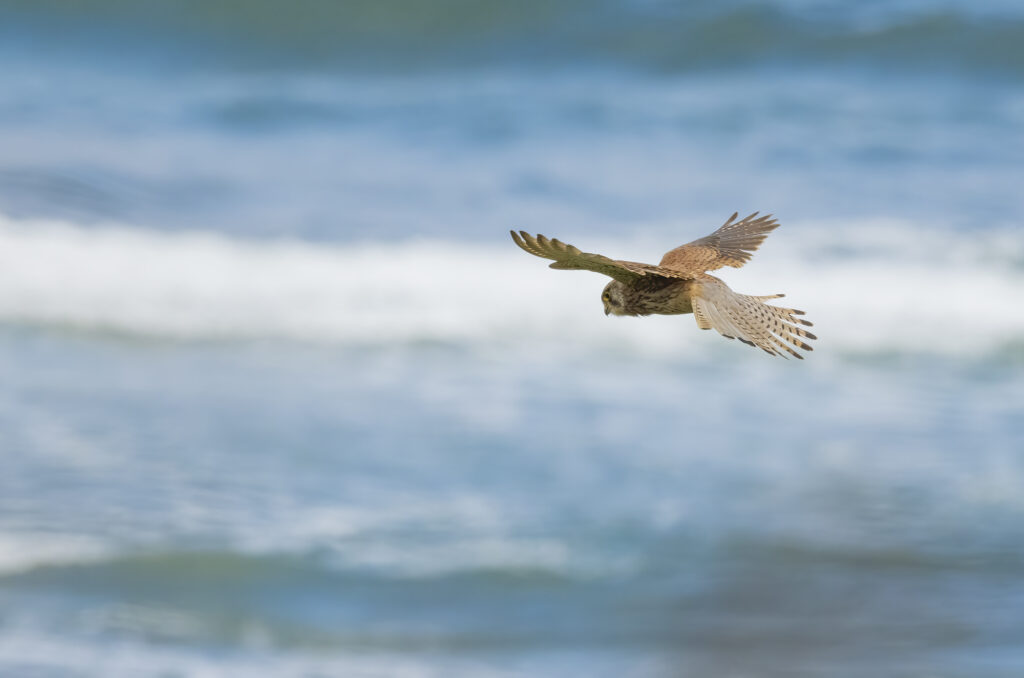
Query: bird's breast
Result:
<box><xmin>625</xmin><ymin>279</ymin><xmax>694</xmax><ymax>316</ymax></box>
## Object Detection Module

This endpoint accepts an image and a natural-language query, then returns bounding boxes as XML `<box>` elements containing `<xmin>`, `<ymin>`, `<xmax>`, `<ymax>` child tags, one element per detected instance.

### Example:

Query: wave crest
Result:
<box><xmin>1</xmin><ymin>215</ymin><xmax>1021</xmax><ymax>360</ymax></box>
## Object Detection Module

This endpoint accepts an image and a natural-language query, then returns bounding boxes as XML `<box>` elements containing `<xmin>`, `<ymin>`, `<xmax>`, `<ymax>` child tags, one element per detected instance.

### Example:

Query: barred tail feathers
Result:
<box><xmin>690</xmin><ymin>275</ymin><xmax>816</xmax><ymax>359</ymax></box>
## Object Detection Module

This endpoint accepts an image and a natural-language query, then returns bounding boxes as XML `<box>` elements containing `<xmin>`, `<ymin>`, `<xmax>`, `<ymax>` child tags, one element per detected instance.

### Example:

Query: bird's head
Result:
<box><xmin>602</xmin><ymin>281</ymin><xmax>628</xmax><ymax>316</ymax></box>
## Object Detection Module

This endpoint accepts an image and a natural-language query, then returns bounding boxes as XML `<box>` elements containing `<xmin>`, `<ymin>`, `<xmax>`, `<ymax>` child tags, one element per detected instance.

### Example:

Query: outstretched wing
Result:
<box><xmin>660</xmin><ymin>212</ymin><xmax>780</xmax><ymax>274</ymax></box>
<box><xmin>690</xmin><ymin>274</ymin><xmax>816</xmax><ymax>359</ymax></box>
<box><xmin>510</xmin><ymin>231</ymin><xmax>689</xmax><ymax>284</ymax></box>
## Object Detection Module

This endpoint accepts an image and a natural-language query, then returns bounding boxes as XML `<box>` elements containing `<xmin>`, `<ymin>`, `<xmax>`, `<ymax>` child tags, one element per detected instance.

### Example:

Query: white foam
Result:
<box><xmin>0</xmin><ymin>532</ymin><xmax>111</xmax><ymax>575</ymax></box>
<box><xmin>0</xmin><ymin>214</ymin><xmax>1021</xmax><ymax>359</ymax></box>
<box><xmin>233</xmin><ymin>496</ymin><xmax>634</xmax><ymax>579</ymax></box>
<box><xmin>0</xmin><ymin>631</ymin><xmax>520</xmax><ymax>678</ymax></box>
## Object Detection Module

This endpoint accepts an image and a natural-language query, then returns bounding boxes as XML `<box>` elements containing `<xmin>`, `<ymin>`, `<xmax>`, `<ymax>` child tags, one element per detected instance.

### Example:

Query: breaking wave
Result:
<box><xmin>1</xmin><ymin>214</ymin><xmax>1021</xmax><ymax>360</ymax></box>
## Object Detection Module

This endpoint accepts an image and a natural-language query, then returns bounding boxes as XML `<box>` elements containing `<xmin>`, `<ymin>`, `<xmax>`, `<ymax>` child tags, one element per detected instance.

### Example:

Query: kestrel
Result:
<box><xmin>511</xmin><ymin>212</ymin><xmax>816</xmax><ymax>358</ymax></box>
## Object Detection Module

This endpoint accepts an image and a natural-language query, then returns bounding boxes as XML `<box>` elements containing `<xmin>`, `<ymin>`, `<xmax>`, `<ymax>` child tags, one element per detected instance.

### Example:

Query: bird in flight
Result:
<box><xmin>510</xmin><ymin>212</ymin><xmax>815</xmax><ymax>358</ymax></box>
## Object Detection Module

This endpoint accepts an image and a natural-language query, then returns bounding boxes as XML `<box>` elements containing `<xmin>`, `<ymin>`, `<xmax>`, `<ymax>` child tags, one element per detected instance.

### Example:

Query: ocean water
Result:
<box><xmin>1</xmin><ymin>1</ymin><xmax>1024</xmax><ymax>676</ymax></box>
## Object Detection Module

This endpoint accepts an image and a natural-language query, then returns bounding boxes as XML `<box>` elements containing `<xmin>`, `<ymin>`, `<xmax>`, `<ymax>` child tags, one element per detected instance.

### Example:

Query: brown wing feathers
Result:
<box><xmin>510</xmin><ymin>230</ymin><xmax>687</xmax><ymax>282</ymax></box>
<box><xmin>660</xmin><ymin>212</ymin><xmax>780</xmax><ymax>273</ymax></box>
<box><xmin>510</xmin><ymin>230</ymin><xmax>575</xmax><ymax>260</ymax></box>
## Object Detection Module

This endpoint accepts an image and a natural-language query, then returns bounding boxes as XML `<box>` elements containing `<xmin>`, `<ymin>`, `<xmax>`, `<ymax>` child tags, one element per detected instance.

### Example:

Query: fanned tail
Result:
<box><xmin>691</xmin><ymin>276</ymin><xmax>816</xmax><ymax>359</ymax></box>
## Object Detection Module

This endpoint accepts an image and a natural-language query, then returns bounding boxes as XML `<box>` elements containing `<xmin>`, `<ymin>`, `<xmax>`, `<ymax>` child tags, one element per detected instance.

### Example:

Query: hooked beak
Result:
<box><xmin>604</xmin><ymin>307</ymin><xmax>610</xmax><ymax>316</ymax></box>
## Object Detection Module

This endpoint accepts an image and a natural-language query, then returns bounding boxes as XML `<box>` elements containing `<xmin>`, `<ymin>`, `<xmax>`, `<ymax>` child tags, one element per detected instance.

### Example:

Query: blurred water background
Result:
<box><xmin>1</xmin><ymin>1</ymin><xmax>1024</xmax><ymax>676</ymax></box>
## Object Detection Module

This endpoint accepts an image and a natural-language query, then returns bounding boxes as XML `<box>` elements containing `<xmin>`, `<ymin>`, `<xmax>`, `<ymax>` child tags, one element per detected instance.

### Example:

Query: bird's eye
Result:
<box><xmin>602</xmin><ymin>293</ymin><xmax>610</xmax><ymax>301</ymax></box>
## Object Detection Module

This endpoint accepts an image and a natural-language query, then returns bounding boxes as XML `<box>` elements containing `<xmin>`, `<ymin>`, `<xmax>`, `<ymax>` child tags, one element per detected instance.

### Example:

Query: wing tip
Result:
<box><xmin>510</xmin><ymin>229</ymin><xmax>528</xmax><ymax>250</ymax></box>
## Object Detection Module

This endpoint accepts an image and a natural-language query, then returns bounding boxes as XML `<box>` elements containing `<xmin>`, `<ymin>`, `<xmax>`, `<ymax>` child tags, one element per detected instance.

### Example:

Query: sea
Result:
<box><xmin>1</xmin><ymin>1</ymin><xmax>1023</xmax><ymax>676</ymax></box>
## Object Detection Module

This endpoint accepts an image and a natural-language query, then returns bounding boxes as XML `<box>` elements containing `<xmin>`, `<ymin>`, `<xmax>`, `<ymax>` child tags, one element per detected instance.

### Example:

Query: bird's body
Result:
<box><xmin>603</xmin><ymin>277</ymin><xmax>695</xmax><ymax>316</ymax></box>
<box><xmin>511</xmin><ymin>212</ymin><xmax>816</xmax><ymax>358</ymax></box>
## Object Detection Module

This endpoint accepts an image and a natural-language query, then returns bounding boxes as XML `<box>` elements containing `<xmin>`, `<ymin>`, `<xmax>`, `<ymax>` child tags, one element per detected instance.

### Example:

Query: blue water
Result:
<box><xmin>1</xmin><ymin>1</ymin><xmax>1024</xmax><ymax>676</ymax></box>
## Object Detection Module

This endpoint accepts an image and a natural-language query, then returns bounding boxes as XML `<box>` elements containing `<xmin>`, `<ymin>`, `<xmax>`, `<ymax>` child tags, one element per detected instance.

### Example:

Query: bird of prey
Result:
<box><xmin>510</xmin><ymin>212</ymin><xmax>815</xmax><ymax>358</ymax></box>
